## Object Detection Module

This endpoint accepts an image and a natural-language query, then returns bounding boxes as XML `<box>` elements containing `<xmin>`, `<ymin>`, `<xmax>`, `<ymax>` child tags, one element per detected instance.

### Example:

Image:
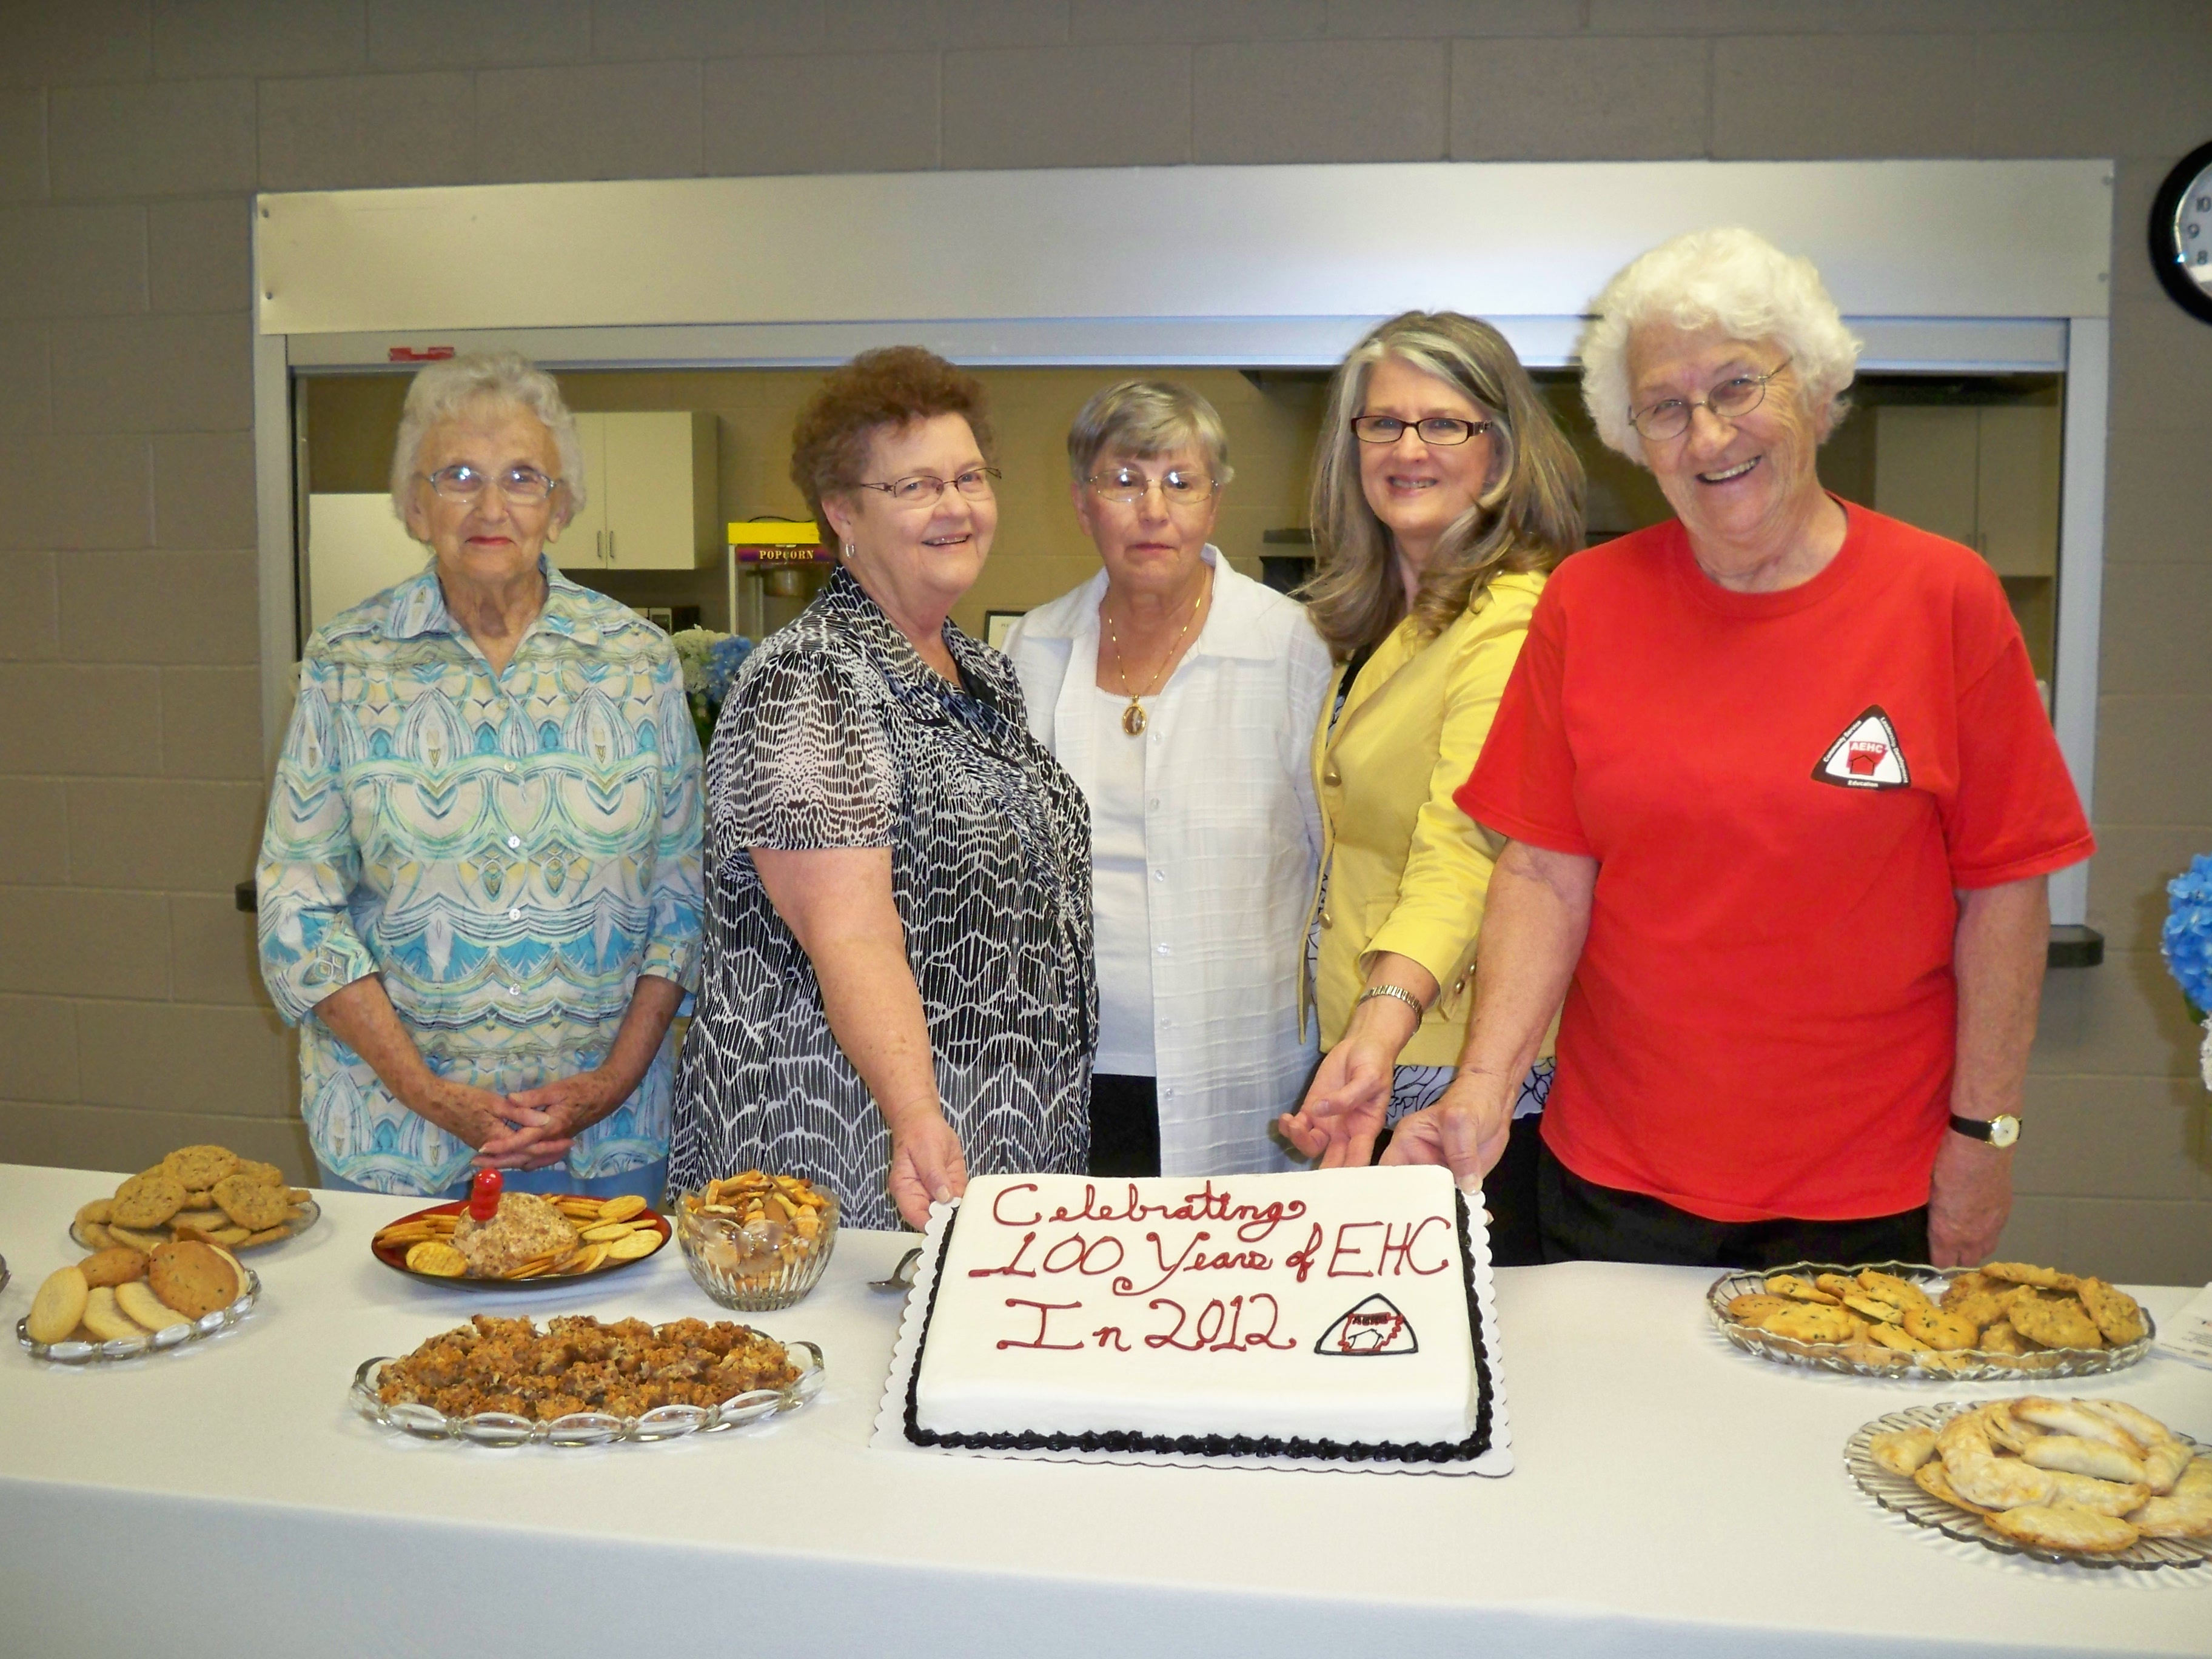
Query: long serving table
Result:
<box><xmin>1</xmin><ymin>1162</ymin><xmax>2206</xmax><ymax>1657</ymax></box>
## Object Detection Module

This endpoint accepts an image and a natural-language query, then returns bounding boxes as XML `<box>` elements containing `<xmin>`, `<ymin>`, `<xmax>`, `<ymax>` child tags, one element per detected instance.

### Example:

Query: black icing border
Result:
<box><xmin>903</xmin><ymin>1187</ymin><xmax>1495</xmax><ymax>1465</ymax></box>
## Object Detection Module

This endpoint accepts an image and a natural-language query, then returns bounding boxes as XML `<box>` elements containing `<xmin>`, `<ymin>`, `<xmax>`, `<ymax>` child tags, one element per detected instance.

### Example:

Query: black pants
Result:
<box><xmin>1088</xmin><ymin>1073</ymin><xmax>1162</xmax><ymax>1179</ymax></box>
<box><xmin>1364</xmin><ymin>1110</ymin><xmax>1546</xmax><ymax>1270</ymax></box>
<box><xmin>1537</xmin><ymin>1141</ymin><xmax>1931</xmax><ymax>1270</ymax></box>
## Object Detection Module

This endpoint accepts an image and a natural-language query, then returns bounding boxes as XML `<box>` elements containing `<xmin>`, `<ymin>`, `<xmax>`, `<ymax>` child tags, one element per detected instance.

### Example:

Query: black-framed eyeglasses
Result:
<box><xmin>1086</xmin><ymin>464</ymin><xmax>1220</xmax><ymax>508</ymax></box>
<box><xmin>420</xmin><ymin>463</ymin><xmax>560</xmax><ymax>505</ymax></box>
<box><xmin>855</xmin><ymin>467</ymin><xmax>1000</xmax><ymax>506</ymax></box>
<box><xmin>1349</xmin><ymin>415</ymin><xmax>1495</xmax><ymax>446</ymax></box>
<box><xmin>1627</xmin><ymin>360</ymin><xmax>1791</xmax><ymax>443</ymax></box>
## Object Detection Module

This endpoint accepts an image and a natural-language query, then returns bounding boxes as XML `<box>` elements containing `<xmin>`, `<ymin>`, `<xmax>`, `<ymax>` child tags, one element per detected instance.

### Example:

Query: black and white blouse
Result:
<box><xmin>671</xmin><ymin>567</ymin><xmax>1096</xmax><ymax>1229</ymax></box>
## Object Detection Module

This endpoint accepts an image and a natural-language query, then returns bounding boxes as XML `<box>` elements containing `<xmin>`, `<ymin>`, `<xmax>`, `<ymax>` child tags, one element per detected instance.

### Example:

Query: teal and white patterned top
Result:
<box><xmin>256</xmin><ymin>558</ymin><xmax>705</xmax><ymax>1195</ymax></box>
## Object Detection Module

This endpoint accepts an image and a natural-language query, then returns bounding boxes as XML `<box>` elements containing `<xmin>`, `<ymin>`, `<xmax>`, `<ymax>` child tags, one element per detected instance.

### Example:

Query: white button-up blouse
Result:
<box><xmin>1004</xmin><ymin>549</ymin><xmax>1333</xmax><ymax>1176</ymax></box>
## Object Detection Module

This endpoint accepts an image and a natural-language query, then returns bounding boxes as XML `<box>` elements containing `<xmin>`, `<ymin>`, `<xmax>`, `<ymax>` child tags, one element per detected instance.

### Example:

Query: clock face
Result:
<box><xmin>2152</xmin><ymin>141</ymin><xmax>2212</xmax><ymax>323</ymax></box>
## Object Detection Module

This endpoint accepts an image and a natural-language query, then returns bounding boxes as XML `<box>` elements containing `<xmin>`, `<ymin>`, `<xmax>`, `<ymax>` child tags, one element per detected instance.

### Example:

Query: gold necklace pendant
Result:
<box><xmin>1121</xmin><ymin>698</ymin><xmax>1147</xmax><ymax>737</ymax></box>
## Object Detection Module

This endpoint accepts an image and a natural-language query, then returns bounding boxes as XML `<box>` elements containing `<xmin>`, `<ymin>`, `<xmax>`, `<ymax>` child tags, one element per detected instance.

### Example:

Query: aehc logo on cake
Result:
<box><xmin>1315</xmin><ymin>1294</ymin><xmax>1419</xmax><ymax>1356</ymax></box>
<box><xmin>1811</xmin><ymin>705</ymin><xmax>1910</xmax><ymax>792</ymax></box>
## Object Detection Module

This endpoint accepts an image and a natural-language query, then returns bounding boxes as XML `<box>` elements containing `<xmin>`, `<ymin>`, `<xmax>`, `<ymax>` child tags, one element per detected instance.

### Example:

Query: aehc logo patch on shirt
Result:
<box><xmin>1812</xmin><ymin>705</ymin><xmax>1910</xmax><ymax>791</ymax></box>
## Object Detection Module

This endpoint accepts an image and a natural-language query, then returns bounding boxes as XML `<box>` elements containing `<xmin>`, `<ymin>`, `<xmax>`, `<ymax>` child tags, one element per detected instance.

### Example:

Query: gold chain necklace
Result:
<box><xmin>1102</xmin><ymin>575</ymin><xmax>1207</xmax><ymax>737</ymax></box>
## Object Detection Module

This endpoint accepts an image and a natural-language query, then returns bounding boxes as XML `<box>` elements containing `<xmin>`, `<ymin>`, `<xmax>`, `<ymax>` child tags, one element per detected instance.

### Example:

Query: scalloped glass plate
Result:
<box><xmin>1846</xmin><ymin>1403</ymin><xmax>2210</xmax><ymax>1570</ymax></box>
<box><xmin>18</xmin><ymin>1268</ymin><xmax>262</xmax><ymax>1364</ymax></box>
<box><xmin>349</xmin><ymin>1339</ymin><xmax>824</xmax><ymax>1446</ymax></box>
<box><xmin>1707</xmin><ymin>1261</ymin><xmax>2152</xmax><ymax>1381</ymax></box>
<box><xmin>73</xmin><ymin>1195</ymin><xmax>321</xmax><ymax>1255</ymax></box>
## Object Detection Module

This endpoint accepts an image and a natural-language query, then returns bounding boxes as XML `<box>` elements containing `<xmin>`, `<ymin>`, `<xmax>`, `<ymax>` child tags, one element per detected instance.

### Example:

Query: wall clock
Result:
<box><xmin>2150</xmin><ymin>141</ymin><xmax>2212</xmax><ymax>323</ymax></box>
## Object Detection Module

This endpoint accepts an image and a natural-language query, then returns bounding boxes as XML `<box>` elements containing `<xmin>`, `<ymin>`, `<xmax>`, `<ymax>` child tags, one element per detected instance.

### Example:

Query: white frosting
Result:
<box><xmin>911</xmin><ymin>1167</ymin><xmax>1482</xmax><ymax>1449</ymax></box>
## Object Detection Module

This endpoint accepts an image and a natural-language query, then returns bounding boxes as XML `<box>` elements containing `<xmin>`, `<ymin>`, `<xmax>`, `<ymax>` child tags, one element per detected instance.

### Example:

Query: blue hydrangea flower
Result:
<box><xmin>704</xmin><ymin>634</ymin><xmax>754</xmax><ymax>705</ymax></box>
<box><xmin>2162</xmin><ymin>852</ymin><xmax>2212</xmax><ymax>1013</ymax></box>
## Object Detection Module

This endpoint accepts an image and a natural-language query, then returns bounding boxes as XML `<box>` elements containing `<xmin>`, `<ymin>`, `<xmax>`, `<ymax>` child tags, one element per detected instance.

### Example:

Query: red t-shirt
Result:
<box><xmin>1456</xmin><ymin>503</ymin><xmax>2094</xmax><ymax>1222</ymax></box>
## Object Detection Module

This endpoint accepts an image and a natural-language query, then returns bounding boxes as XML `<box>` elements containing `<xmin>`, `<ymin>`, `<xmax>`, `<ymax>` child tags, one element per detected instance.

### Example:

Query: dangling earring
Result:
<box><xmin>841</xmin><ymin>542</ymin><xmax>854</xmax><ymax>561</ymax></box>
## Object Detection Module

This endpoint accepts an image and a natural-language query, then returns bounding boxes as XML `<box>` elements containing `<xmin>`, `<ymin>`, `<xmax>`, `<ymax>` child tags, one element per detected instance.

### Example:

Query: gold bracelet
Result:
<box><xmin>1356</xmin><ymin>983</ymin><xmax>1426</xmax><ymax>1018</ymax></box>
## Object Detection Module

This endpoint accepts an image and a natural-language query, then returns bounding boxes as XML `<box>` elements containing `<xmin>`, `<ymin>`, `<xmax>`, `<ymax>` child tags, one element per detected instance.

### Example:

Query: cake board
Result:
<box><xmin>870</xmin><ymin>1181</ymin><xmax>1515</xmax><ymax>1477</ymax></box>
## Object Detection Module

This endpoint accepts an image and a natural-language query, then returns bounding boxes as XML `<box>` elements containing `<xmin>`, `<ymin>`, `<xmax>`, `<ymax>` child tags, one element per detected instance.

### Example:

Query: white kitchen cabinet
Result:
<box><xmin>1873</xmin><ymin>403</ymin><xmax>2058</xmax><ymax>577</ymax></box>
<box><xmin>306</xmin><ymin>493</ymin><xmax>429</xmax><ymax>631</ymax></box>
<box><xmin>552</xmin><ymin>411</ymin><xmax>719</xmax><ymax>572</ymax></box>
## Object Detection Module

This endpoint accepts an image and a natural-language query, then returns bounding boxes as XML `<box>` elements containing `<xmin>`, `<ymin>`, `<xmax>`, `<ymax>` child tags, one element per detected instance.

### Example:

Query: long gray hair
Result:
<box><xmin>1302</xmin><ymin>312</ymin><xmax>1583</xmax><ymax>660</ymax></box>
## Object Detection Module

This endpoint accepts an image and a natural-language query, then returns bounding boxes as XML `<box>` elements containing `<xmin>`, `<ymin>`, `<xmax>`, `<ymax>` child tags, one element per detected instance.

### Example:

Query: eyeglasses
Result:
<box><xmin>1627</xmin><ymin>360</ymin><xmax>1791</xmax><ymax>443</ymax></box>
<box><xmin>420</xmin><ymin>463</ymin><xmax>560</xmax><ymax>505</ymax></box>
<box><xmin>855</xmin><ymin>467</ymin><xmax>1000</xmax><ymax>506</ymax></box>
<box><xmin>1086</xmin><ymin>464</ymin><xmax>1220</xmax><ymax>508</ymax></box>
<box><xmin>1350</xmin><ymin>415</ymin><xmax>1495</xmax><ymax>446</ymax></box>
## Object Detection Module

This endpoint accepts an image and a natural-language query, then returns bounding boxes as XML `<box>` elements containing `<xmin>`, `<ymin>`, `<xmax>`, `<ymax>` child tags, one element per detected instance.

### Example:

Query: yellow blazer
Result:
<box><xmin>1305</xmin><ymin>569</ymin><xmax>1549</xmax><ymax>1068</ymax></box>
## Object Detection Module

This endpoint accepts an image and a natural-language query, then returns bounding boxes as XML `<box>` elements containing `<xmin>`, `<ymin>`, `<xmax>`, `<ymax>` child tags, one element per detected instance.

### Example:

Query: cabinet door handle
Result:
<box><xmin>608</xmin><ymin>531</ymin><xmax>616</xmax><ymax>564</ymax></box>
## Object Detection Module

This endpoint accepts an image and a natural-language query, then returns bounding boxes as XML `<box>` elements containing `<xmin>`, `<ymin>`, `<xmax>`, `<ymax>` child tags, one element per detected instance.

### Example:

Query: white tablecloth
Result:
<box><xmin>2</xmin><ymin>1162</ymin><xmax>2206</xmax><ymax>1657</ymax></box>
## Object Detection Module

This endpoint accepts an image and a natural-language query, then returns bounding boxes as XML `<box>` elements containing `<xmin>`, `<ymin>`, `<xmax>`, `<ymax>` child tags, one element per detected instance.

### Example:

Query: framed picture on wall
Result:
<box><xmin>984</xmin><ymin>610</ymin><xmax>1027</xmax><ymax>651</ymax></box>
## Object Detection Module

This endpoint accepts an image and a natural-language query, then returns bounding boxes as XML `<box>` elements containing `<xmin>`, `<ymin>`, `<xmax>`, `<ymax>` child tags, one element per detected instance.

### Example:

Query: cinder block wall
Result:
<box><xmin>1</xmin><ymin>0</ymin><xmax>2207</xmax><ymax>1279</ymax></box>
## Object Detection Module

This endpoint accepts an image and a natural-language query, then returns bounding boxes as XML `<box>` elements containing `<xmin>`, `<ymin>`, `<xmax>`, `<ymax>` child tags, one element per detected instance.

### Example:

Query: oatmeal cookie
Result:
<box><xmin>211</xmin><ymin>1172</ymin><xmax>291</xmax><ymax>1232</ymax></box>
<box><xmin>78</xmin><ymin>1246</ymin><xmax>147</xmax><ymax>1288</ymax></box>
<box><xmin>161</xmin><ymin>1145</ymin><xmax>240</xmax><ymax>1190</ymax></box>
<box><xmin>2074</xmin><ymin>1278</ymin><xmax>2148</xmax><ymax>1347</ymax></box>
<box><xmin>2008</xmin><ymin>1293</ymin><xmax>2104</xmax><ymax>1351</ymax></box>
<box><xmin>146</xmin><ymin>1240</ymin><xmax>239</xmax><ymax>1319</ymax></box>
<box><xmin>110</xmin><ymin>1171</ymin><xmax>187</xmax><ymax>1229</ymax></box>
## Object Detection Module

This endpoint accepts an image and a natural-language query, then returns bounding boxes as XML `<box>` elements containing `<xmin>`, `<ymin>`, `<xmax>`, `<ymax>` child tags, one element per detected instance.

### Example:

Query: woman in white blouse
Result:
<box><xmin>1005</xmin><ymin>381</ymin><xmax>1332</xmax><ymax>1178</ymax></box>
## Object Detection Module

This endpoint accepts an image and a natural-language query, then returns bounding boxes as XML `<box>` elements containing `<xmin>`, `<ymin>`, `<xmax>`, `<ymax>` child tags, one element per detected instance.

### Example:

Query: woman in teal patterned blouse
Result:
<box><xmin>256</xmin><ymin>354</ymin><xmax>705</xmax><ymax>1199</ymax></box>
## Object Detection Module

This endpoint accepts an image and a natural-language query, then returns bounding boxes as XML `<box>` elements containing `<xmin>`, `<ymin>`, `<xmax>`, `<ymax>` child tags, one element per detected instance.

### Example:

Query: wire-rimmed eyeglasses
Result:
<box><xmin>1627</xmin><ymin>360</ymin><xmax>1791</xmax><ymax>443</ymax></box>
<box><xmin>1086</xmin><ymin>464</ymin><xmax>1220</xmax><ymax>508</ymax></box>
<box><xmin>854</xmin><ymin>467</ymin><xmax>1001</xmax><ymax>506</ymax></box>
<box><xmin>419</xmin><ymin>463</ymin><xmax>561</xmax><ymax>505</ymax></box>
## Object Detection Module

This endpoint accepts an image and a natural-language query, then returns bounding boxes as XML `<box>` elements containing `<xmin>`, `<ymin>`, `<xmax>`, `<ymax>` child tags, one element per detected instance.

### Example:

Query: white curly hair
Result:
<box><xmin>387</xmin><ymin>350</ymin><xmax>586</xmax><ymax>524</ymax></box>
<box><xmin>1578</xmin><ymin>227</ymin><xmax>1862</xmax><ymax>463</ymax></box>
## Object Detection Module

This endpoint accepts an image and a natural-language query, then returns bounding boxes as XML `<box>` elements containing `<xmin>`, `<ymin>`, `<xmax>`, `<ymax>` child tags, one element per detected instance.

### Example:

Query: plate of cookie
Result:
<box><xmin>1847</xmin><ymin>1398</ymin><xmax>2211</xmax><ymax>1570</ymax></box>
<box><xmin>73</xmin><ymin>1144</ymin><xmax>320</xmax><ymax>1255</ymax></box>
<box><xmin>350</xmin><ymin>1313</ymin><xmax>823</xmax><ymax>1446</ymax></box>
<box><xmin>370</xmin><ymin>1176</ymin><xmax>670</xmax><ymax>1287</ymax></box>
<box><xmin>1708</xmin><ymin>1260</ymin><xmax>2152</xmax><ymax>1381</ymax></box>
<box><xmin>19</xmin><ymin>1238</ymin><xmax>260</xmax><ymax>1364</ymax></box>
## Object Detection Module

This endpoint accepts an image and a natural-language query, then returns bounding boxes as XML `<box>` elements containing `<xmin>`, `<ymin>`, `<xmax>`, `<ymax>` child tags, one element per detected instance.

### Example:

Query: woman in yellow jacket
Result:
<box><xmin>1279</xmin><ymin>312</ymin><xmax>1583</xmax><ymax>1264</ymax></box>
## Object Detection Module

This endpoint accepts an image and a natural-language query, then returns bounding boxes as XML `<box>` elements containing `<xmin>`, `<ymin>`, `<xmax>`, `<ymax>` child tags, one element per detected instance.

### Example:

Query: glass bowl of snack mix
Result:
<box><xmin>673</xmin><ymin>1172</ymin><xmax>838</xmax><ymax>1311</ymax></box>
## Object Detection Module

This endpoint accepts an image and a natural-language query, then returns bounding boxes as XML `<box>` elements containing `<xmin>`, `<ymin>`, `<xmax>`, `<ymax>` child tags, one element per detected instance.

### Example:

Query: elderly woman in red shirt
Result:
<box><xmin>1380</xmin><ymin>229</ymin><xmax>2093</xmax><ymax>1270</ymax></box>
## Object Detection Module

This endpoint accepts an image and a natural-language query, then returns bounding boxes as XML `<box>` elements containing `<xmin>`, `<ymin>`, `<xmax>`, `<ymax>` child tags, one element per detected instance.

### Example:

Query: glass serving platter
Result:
<box><xmin>370</xmin><ymin>1198</ymin><xmax>670</xmax><ymax>1289</ymax></box>
<box><xmin>18</xmin><ymin>1267</ymin><xmax>262</xmax><ymax>1364</ymax></box>
<box><xmin>349</xmin><ymin>1339</ymin><xmax>823</xmax><ymax>1447</ymax></box>
<box><xmin>1707</xmin><ymin>1260</ymin><xmax>2153</xmax><ymax>1381</ymax></box>
<box><xmin>73</xmin><ymin>1195</ymin><xmax>322</xmax><ymax>1255</ymax></box>
<box><xmin>1845</xmin><ymin>1403</ymin><xmax>2210</xmax><ymax>1571</ymax></box>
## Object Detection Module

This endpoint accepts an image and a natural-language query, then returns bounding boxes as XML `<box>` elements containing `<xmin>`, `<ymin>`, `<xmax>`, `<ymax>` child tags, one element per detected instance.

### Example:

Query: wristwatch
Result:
<box><xmin>1949</xmin><ymin>1113</ymin><xmax>2021</xmax><ymax>1149</ymax></box>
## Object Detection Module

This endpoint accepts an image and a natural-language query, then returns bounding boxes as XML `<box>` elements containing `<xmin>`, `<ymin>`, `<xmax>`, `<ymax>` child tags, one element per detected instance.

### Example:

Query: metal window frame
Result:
<box><xmin>251</xmin><ymin>161</ymin><xmax>2114</xmax><ymax>925</ymax></box>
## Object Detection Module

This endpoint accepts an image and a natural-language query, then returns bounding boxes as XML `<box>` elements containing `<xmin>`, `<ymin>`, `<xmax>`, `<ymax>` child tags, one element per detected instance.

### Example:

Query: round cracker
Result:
<box><xmin>405</xmin><ymin>1240</ymin><xmax>466</xmax><ymax>1277</ymax></box>
<box><xmin>603</xmin><ymin>1228</ymin><xmax>660</xmax><ymax>1261</ymax></box>
<box><xmin>595</xmin><ymin>1194</ymin><xmax>648</xmax><ymax>1224</ymax></box>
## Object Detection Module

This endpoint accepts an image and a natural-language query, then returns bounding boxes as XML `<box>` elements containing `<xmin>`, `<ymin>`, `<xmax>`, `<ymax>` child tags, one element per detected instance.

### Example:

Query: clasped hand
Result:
<box><xmin>418</xmin><ymin>1073</ymin><xmax>629</xmax><ymax>1172</ymax></box>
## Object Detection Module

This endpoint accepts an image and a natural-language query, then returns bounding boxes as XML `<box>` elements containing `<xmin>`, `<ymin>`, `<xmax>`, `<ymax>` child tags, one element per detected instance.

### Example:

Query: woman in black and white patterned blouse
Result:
<box><xmin>671</xmin><ymin>348</ymin><xmax>1094</xmax><ymax>1228</ymax></box>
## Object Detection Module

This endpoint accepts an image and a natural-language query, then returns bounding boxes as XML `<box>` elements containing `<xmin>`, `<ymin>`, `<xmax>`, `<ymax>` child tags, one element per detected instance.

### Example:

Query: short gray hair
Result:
<box><xmin>1578</xmin><ymin>227</ymin><xmax>1862</xmax><ymax>463</ymax></box>
<box><xmin>387</xmin><ymin>350</ymin><xmax>586</xmax><ymax>523</ymax></box>
<box><xmin>1065</xmin><ymin>379</ymin><xmax>1234</xmax><ymax>486</ymax></box>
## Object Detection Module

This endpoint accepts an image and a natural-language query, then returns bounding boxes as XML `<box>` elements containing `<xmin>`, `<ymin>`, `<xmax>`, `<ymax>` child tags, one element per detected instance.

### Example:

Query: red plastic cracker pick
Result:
<box><xmin>468</xmin><ymin>1168</ymin><xmax>503</xmax><ymax>1221</ymax></box>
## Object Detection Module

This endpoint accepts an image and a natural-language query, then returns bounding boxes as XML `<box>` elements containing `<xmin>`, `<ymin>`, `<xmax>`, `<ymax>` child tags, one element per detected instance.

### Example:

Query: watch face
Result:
<box><xmin>1988</xmin><ymin>1114</ymin><xmax>2021</xmax><ymax>1150</ymax></box>
<box><xmin>2151</xmin><ymin>141</ymin><xmax>2212</xmax><ymax>323</ymax></box>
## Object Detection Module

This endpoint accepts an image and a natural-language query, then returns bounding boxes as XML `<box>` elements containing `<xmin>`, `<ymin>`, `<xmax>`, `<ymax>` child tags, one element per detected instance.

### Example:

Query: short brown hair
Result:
<box><xmin>789</xmin><ymin>347</ymin><xmax>994</xmax><ymax>541</ymax></box>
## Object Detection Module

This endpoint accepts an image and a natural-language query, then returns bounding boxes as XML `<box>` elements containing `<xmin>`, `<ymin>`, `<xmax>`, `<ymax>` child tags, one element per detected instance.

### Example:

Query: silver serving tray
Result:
<box><xmin>19</xmin><ymin>1268</ymin><xmax>262</xmax><ymax>1364</ymax></box>
<box><xmin>1846</xmin><ymin>1403</ymin><xmax>2210</xmax><ymax>1570</ymax></box>
<box><xmin>350</xmin><ymin>1338</ymin><xmax>824</xmax><ymax>1447</ymax></box>
<box><xmin>1708</xmin><ymin>1260</ymin><xmax>2151</xmax><ymax>1381</ymax></box>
